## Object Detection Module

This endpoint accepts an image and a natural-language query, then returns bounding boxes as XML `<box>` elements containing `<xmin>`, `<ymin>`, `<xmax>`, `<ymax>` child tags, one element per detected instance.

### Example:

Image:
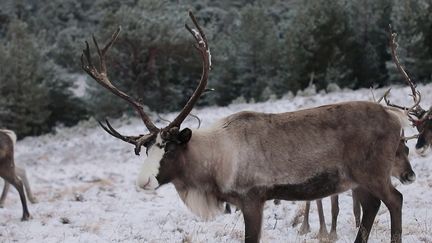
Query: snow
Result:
<box><xmin>1</xmin><ymin>85</ymin><xmax>432</xmax><ymax>243</ymax></box>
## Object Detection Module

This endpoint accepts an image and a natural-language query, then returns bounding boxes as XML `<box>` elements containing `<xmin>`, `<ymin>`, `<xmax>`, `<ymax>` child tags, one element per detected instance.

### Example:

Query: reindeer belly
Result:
<box><xmin>268</xmin><ymin>169</ymin><xmax>355</xmax><ymax>201</ymax></box>
<box><xmin>232</xmin><ymin>147</ymin><xmax>344</xmax><ymax>191</ymax></box>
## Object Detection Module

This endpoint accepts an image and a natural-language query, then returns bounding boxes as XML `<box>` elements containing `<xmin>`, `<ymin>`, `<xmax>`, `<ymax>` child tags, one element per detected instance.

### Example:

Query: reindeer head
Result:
<box><xmin>81</xmin><ymin>12</ymin><xmax>210</xmax><ymax>190</ymax></box>
<box><xmin>393</xmin><ymin>132</ymin><xmax>416</xmax><ymax>184</ymax></box>
<box><xmin>384</xmin><ymin>26</ymin><xmax>432</xmax><ymax>154</ymax></box>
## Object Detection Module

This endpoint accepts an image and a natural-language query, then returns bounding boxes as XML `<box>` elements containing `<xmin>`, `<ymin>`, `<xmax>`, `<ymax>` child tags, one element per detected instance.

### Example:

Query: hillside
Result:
<box><xmin>1</xmin><ymin>85</ymin><xmax>431</xmax><ymax>243</ymax></box>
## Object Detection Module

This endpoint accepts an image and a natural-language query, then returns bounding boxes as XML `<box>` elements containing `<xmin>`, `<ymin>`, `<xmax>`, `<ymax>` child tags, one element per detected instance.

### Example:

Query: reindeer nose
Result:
<box><xmin>416</xmin><ymin>144</ymin><xmax>430</xmax><ymax>156</ymax></box>
<box><xmin>401</xmin><ymin>171</ymin><xmax>416</xmax><ymax>185</ymax></box>
<box><xmin>415</xmin><ymin>136</ymin><xmax>426</xmax><ymax>150</ymax></box>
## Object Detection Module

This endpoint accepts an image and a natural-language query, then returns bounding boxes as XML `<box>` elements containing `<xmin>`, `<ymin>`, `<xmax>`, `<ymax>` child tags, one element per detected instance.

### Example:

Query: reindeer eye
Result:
<box><xmin>156</xmin><ymin>143</ymin><xmax>164</xmax><ymax>149</ymax></box>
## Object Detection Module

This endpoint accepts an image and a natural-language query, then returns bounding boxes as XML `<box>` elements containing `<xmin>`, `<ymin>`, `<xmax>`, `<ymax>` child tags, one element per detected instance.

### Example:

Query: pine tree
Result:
<box><xmin>212</xmin><ymin>4</ymin><xmax>284</xmax><ymax>105</ymax></box>
<box><xmin>347</xmin><ymin>0</ymin><xmax>393</xmax><ymax>88</ymax></box>
<box><xmin>0</xmin><ymin>18</ymin><xmax>88</xmax><ymax>137</ymax></box>
<box><xmin>390</xmin><ymin>0</ymin><xmax>432</xmax><ymax>83</ymax></box>
<box><xmin>285</xmin><ymin>0</ymin><xmax>354</xmax><ymax>91</ymax></box>
<box><xmin>0</xmin><ymin>19</ymin><xmax>51</xmax><ymax>136</ymax></box>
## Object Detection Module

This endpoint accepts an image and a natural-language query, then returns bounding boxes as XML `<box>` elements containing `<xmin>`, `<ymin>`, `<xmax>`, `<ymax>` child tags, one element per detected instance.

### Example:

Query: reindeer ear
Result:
<box><xmin>178</xmin><ymin>128</ymin><xmax>192</xmax><ymax>144</ymax></box>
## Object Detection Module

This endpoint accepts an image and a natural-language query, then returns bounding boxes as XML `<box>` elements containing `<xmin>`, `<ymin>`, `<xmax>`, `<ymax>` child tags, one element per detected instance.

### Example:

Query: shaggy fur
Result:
<box><xmin>137</xmin><ymin>101</ymin><xmax>406</xmax><ymax>243</ymax></box>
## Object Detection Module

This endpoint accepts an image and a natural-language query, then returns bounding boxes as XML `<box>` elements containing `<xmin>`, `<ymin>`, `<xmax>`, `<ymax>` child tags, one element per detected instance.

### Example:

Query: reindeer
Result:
<box><xmin>0</xmin><ymin>129</ymin><xmax>31</xmax><ymax>220</ymax></box>
<box><xmin>297</xmin><ymin>27</ymin><xmax>422</xmax><ymax>240</ymax></box>
<box><xmin>82</xmin><ymin>12</ymin><xmax>408</xmax><ymax>243</ymax></box>
<box><xmin>298</xmin><ymin>135</ymin><xmax>415</xmax><ymax>240</ymax></box>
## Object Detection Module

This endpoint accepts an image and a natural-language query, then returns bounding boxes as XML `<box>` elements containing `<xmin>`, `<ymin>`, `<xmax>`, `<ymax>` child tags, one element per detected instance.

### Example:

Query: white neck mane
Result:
<box><xmin>177</xmin><ymin>187</ymin><xmax>223</xmax><ymax>220</ymax></box>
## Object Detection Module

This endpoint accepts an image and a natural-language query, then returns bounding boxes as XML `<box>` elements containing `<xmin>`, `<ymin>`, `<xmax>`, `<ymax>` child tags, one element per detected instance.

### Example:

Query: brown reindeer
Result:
<box><xmin>0</xmin><ymin>129</ymin><xmax>31</xmax><ymax>220</ymax></box>
<box><xmin>298</xmin><ymin>28</ymin><xmax>421</xmax><ymax>241</ymax></box>
<box><xmin>299</xmin><ymin>136</ymin><xmax>415</xmax><ymax>240</ymax></box>
<box><xmin>82</xmin><ymin>12</ymin><xmax>407</xmax><ymax>243</ymax></box>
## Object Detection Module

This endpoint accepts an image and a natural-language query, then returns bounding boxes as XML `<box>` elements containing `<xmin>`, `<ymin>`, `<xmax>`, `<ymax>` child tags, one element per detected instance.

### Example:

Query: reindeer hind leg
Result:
<box><xmin>0</xmin><ymin>180</ymin><xmax>10</xmax><ymax>207</ymax></box>
<box><xmin>15</xmin><ymin>167</ymin><xmax>37</xmax><ymax>204</ymax></box>
<box><xmin>299</xmin><ymin>201</ymin><xmax>311</xmax><ymax>235</ymax></box>
<box><xmin>378</xmin><ymin>185</ymin><xmax>403</xmax><ymax>243</ymax></box>
<box><xmin>353</xmin><ymin>188</ymin><xmax>381</xmax><ymax>243</ymax></box>
<box><xmin>316</xmin><ymin>199</ymin><xmax>329</xmax><ymax>239</ymax></box>
<box><xmin>3</xmin><ymin>174</ymin><xmax>30</xmax><ymax>221</ymax></box>
<box><xmin>352</xmin><ymin>190</ymin><xmax>361</xmax><ymax>228</ymax></box>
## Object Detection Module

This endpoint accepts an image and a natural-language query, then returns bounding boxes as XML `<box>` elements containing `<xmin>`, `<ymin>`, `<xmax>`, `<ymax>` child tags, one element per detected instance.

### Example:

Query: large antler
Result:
<box><xmin>384</xmin><ymin>25</ymin><xmax>429</xmax><ymax>122</ymax></box>
<box><xmin>165</xmin><ymin>11</ymin><xmax>211</xmax><ymax>130</ymax></box>
<box><xmin>82</xmin><ymin>27</ymin><xmax>160</xmax><ymax>155</ymax></box>
<box><xmin>81</xmin><ymin>27</ymin><xmax>159</xmax><ymax>134</ymax></box>
<box><xmin>82</xmin><ymin>11</ymin><xmax>210</xmax><ymax>154</ymax></box>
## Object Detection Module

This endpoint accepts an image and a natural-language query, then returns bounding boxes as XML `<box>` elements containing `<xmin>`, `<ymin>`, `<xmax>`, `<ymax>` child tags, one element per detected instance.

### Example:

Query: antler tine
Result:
<box><xmin>167</xmin><ymin>11</ymin><xmax>211</xmax><ymax>130</ymax></box>
<box><xmin>383</xmin><ymin>90</ymin><xmax>410</xmax><ymax>110</ymax></box>
<box><xmin>92</xmin><ymin>27</ymin><xmax>121</xmax><ymax>74</ymax></box>
<box><xmin>98</xmin><ymin>120</ymin><xmax>155</xmax><ymax>155</ymax></box>
<box><xmin>157</xmin><ymin>113</ymin><xmax>171</xmax><ymax>124</ymax></box>
<box><xmin>409</xmin><ymin>90</ymin><xmax>422</xmax><ymax>112</ymax></box>
<box><xmin>186</xmin><ymin>11</ymin><xmax>209</xmax><ymax>53</ymax></box>
<box><xmin>388</xmin><ymin>25</ymin><xmax>424</xmax><ymax>115</ymax></box>
<box><xmin>377</xmin><ymin>88</ymin><xmax>391</xmax><ymax>103</ymax></box>
<box><xmin>189</xmin><ymin>113</ymin><xmax>202</xmax><ymax>129</ymax></box>
<box><xmin>99</xmin><ymin>120</ymin><xmax>137</xmax><ymax>143</ymax></box>
<box><xmin>82</xmin><ymin>41</ymin><xmax>93</xmax><ymax>70</ymax></box>
<box><xmin>401</xmin><ymin>134</ymin><xmax>419</xmax><ymax>141</ymax></box>
<box><xmin>82</xmin><ymin>28</ymin><xmax>159</xmax><ymax>133</ymax></box>
<box><xmin>383</xmin><ymin>90</ymin><xmax>421</xmax><ymax>122</ymax></box>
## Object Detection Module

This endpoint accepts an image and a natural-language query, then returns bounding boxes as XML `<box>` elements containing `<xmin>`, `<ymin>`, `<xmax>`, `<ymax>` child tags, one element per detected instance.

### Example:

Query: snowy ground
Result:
<box><xmin>1</xmin><ymin>85</ymin><xmax>432</xmax><ymax>243</ymax></box>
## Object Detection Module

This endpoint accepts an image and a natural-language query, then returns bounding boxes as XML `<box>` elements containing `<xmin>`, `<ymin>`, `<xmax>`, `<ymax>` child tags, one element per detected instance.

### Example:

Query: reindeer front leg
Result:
<box><xmin>15</xmin><ymin>167</ymin><xmax>38</xmax><ymax>203</ymax></box>
<box><xmin>241</xmin><ymin>199</ymin><xmax>265</xmax><ymax>243</ymax></box>
<box><xmin>329</xmin><ymin>195</ymin><xmax>339</xmax><ymax>240</ymax></box>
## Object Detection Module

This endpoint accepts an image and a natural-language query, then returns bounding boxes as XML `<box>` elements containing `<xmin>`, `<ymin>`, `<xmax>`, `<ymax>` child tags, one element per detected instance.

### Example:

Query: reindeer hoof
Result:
<box><xmin>355</xmin><ymin>220</ymin><xmax>361</xmax><ymax>228</ymax></box>
<box><xmin>328</xmin><ymin>231</ymin><xmax>338</xmax><ymax>241</ymax></box>
<box><xmin>317</xmin><ymin>228</ymin><xmax>329</xmax><ymax>240</ymax></box>
<box><xmin>299</xmin><ymin>223</ymin><xmax>311</xmax><ymax>235</ymax></box>
<box><xmin>21</xmin><ymin>213</ymin><xmax>31</xmax><ymax>221</ymax></box>
<box><xmin>29</xmin><ymin>197</ymin><xmax>38</xmax><ymax>204</ymax></box>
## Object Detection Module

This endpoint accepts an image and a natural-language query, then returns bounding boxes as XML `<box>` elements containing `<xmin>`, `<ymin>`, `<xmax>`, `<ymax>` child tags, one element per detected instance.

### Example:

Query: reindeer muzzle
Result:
<box><xmin>400</xmin><ymin>170</ymin><xmax>416</xmax><ymax>185</ymax></box>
